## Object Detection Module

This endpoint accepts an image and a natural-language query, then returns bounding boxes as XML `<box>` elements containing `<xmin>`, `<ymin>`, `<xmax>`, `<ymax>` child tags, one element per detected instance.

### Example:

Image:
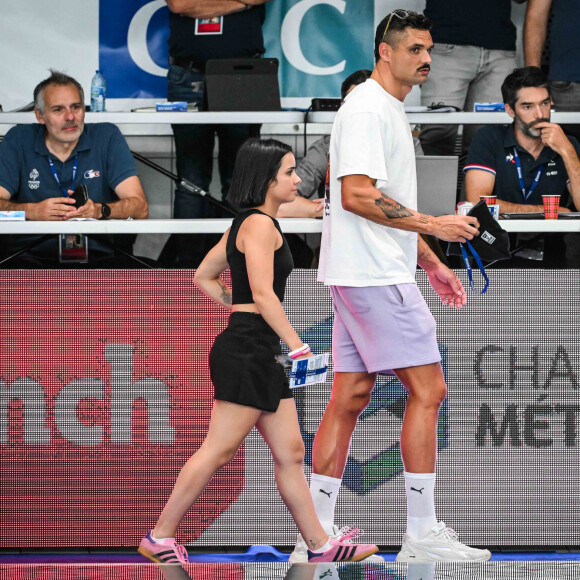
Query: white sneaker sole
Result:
<box><xmin>289</xmin><ymin>550</ymin><xmax>384</xmax><ymax>564</ymax></box>
<box><xmin>395</xmin><ymin>550</ymin><xmax>491</xmax><ymax>563</ymax></box>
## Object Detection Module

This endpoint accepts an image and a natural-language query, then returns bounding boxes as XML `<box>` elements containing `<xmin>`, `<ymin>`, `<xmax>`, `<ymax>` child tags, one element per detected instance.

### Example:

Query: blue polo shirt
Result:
<box><xmin>464</xmin><ymin>124</ymin><xmax>580</xmax><ymax>207</ymax></box>
<box><xmin>0</xmin><ymin>123</ymin><xmax>138</xmax><ymax>259</ymax></box>
<box><xmin>0</xmin><ymin>122</ymin><xmax>136</xmax><ymax>203</ymax></box>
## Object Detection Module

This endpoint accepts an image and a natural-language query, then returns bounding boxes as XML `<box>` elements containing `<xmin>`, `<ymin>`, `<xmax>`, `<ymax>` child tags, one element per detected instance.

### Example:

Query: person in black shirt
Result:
<box><xmin>465</xmin><ymin>67</ymin><xmax>580</xmax><ymax>266</ymax></box>
<box><xmin>419</xmin><ymin>0</ymin><xmax>527</xmax><ymax>156</ymax></box>
<box><xmin>160</xmin><ymin>0</ymin><xmax>270</xmax><ymax>269</ymax></box>
<box><xmin>138</xmin><ymin>139</ymin><xmax>378</xmax><ymax>564</ymax></box>
<box><xmin>525</xmin><ymin>0</ymin><xmax>580</xmax><ymax>141</ymax></box>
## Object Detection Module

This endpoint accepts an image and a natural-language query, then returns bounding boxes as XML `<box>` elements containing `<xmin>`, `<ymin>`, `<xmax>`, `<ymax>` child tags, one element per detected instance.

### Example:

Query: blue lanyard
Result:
<box><xmin>513</xmin><ymin>147</ymin><xmax>542</xmax><ymax>202</ymax></box>
<box><xmin>460</xmin><ymin>241</ymin><xmax>489</xmax><ymax>294</ymax></box>
<box><xmin>48</xmin><ymin>154</ymin><xmax>78</xmax><ymax>196</ymax></box>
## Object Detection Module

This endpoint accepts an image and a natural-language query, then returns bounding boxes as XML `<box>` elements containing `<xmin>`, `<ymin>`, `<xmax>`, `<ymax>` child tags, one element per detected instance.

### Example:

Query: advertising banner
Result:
<box><xmin>0</xmin><ymin>0</ymin><xmax>425</xmax><ymax>110</ymax></box>
<box><xmin>1</xmin><ymin>269</ymin><xmax>579</xmax><ymax>548</ymax></box>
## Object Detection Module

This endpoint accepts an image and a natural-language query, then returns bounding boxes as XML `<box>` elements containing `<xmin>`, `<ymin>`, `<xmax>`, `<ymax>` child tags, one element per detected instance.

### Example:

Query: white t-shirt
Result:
<box><xmin>317</xmin><ymin>79</ymin><xmax>418</xmax><ymax>287</ymax></box>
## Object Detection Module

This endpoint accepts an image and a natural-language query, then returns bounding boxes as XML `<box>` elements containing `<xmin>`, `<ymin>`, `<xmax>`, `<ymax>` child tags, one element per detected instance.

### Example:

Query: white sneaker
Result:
<box><xmin>396</xmin><ymin>521</ymin><xmax>491</xmax><ymax>562</ymax></box>
<box><xmin>289</xmin><ymin>524</ymin><xmax>384</xmax><ymax>563</ymax></box>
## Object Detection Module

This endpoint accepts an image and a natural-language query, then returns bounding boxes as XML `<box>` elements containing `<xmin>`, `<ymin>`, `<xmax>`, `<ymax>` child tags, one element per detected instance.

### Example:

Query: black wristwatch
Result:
<box><xmin>99</xmin><ymin>202</ymin><xmax>111</xmax><ymax>220</ymax></box>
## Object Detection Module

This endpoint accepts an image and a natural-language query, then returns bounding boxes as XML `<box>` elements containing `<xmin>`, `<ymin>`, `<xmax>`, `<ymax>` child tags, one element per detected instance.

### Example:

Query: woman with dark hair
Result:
<box><xmin>138</xmin><ymin>139</ymin><xmax>378</xmax><ymax>565</ymax></box>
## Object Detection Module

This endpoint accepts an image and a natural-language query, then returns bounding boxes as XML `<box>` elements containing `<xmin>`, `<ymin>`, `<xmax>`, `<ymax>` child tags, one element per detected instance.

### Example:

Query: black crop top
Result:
<box><xmin>227</xmin><ymin>209</ymin><xmax>294</xmax><ymax>305</ymax></box>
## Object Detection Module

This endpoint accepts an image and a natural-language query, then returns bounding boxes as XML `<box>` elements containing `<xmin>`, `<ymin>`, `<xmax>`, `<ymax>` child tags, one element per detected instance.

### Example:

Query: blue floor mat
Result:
<box><xmin>491</xmin><ymin>552</ymin><xmax>580</xmax><ymax>561</ymax></box>
<box><xmin>2</xmin><ymin>546</ymin><xmax>580</xmax><ymax>564</ymax></box>
<box><xmin>189</xmin><ymin>546</ymin><xmax>580</xmax><ymax>563</ymax></box>
<box><xmin>189</xmin><ymin>545</ymin><xmax>290</xmax><ymax>563</ymax></box>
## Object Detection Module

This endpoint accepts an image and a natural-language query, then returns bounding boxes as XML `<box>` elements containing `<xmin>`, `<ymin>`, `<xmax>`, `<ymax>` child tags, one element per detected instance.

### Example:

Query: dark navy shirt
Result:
<box><xmin>169</xmin><ymin>7</ymin><xmax>265</xmax><ymax>62</ymax></box>
<box><xmin>464</xmin><ymin>124</ymin><xmax>580</xmax><ymax>206</ymax></box>
<box><xmin>549</xmin><ymin>0</ymin><xmax>580</xmax><ymax>82</ymax></box>
<box><xmin>425</xmin><ymin>0</ymin><xmax>517</xmax><ymax>51</ymax></box>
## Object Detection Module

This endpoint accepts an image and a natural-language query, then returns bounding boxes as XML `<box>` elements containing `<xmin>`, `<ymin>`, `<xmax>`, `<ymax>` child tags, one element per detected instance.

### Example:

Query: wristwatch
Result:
<box><xmin>99</xmin><ymin>202</ymin><xmax>111</xmax><ymax>220</ymax></box>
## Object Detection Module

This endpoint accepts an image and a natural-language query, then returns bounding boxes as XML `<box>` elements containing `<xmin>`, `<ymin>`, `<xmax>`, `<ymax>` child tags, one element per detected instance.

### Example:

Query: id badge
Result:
<box><xmin>195</xmin><ymin>17</ymin><xmax>223</xmax><ymax>35</ymax></box>
<box><xmin>59</xmin><ymin>234</ymin><xmax>88</xmax><ymax>263</ymax></box>
<box><xmin>289</xmin><ymin>353</ymin><xmax>330</xmax><ymax>389</ymax></box>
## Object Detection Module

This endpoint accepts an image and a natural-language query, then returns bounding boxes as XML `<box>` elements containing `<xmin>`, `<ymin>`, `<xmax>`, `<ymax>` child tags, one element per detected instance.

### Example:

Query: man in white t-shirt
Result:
<box><xmin>292</xmin><ymin>10</ymin><xmax>490</xmax><ymax>563</ymax></box>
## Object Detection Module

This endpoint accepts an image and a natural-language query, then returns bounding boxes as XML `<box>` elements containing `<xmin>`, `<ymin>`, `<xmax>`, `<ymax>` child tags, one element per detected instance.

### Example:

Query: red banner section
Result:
<box><xmin>0</xmin><ymin>270</ymin><xmax>242</xmax><ymax>547</ymax></box>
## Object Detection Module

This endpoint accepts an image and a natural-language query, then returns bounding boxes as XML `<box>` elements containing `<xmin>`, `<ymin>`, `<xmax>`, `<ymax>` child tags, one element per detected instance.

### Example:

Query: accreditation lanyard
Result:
<box><xmin>513</xmin><ymin>147</ymin><xmax>542</xmax><ymax>202</ymax></box>
<box><xmin>48</xmin><ymin>154</ymin><xmax>78</xmax><ymax>196</ymax></box>
<box><xmin>460</xmin><ymin>240</ymin><xmax>489</xmax><ymax>294</ymax></box>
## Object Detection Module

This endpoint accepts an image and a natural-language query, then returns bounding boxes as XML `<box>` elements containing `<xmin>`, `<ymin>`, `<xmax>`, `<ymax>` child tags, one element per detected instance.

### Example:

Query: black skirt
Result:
<box><xmin>209</xmin><ymin>311</ymin><xmax>292</xmax><ymax>412</ymax></box>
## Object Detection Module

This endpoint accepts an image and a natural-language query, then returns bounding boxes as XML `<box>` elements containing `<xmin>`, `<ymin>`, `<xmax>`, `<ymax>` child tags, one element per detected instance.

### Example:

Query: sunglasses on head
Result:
<box><xmin>382</xmin><ymin>9</ymin><xmax>411</xmax><ymax>41</ymax></box>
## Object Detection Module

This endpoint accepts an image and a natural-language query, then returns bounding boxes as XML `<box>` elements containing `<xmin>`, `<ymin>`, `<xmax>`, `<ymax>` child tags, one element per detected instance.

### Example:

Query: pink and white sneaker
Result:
<box><xmin>138</xmin><ymin>531</ymin><xmax>189</xmax><ymax>564</ymax></box>
<box><xmin>337</xmin><ymin>526</ymin><xmax>362</xmax><ymax>542</ymax></box>
<box><xmin>290</xmin><ymin>524</ymin><xmax>384</xmax><ymax>563</ymax></box>
<box><xmin>307</xmin><ymin>538</ymin><xmax>378</xmax><ymax>562</ymax></box>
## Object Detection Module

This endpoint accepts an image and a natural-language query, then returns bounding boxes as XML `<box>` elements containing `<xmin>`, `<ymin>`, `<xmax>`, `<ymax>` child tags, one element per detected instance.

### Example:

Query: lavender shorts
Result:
<box><xmin>330</xmin><ymin>284</ymin><xmax>441</xmax><ymax>376</ymax></box>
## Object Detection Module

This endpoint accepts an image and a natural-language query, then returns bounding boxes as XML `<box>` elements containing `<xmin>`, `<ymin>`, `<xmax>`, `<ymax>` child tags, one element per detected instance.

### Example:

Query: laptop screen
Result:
<box><xmin>205</xmin><ymin>58</ymin><xmax>281</xmax><ymax>112</ymax></box>
<box><xmin>416</xmin><ymin>155</ymin><xmax>459</xmax><ymax>217</ymax></box>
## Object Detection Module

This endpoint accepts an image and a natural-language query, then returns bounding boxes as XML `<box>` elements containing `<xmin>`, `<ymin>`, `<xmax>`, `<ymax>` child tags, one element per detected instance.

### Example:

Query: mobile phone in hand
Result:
<box><xmin>71</xmin><ymin>185</ymin><xmax>89</xmax><ymax>208</ymax></box>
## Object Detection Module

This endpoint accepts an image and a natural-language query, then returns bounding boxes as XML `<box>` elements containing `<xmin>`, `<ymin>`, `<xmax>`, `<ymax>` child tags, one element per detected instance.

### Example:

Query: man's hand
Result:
<box><xmin>535</xmin><ymin>121</ymin><xmax>574</xmax><ymax>156</ymax></box>
<box><xmin>61</xmin><ymin>190</ymin><xmax>102</xmax><ymax>220</ymax></box>
<box><xmin>166</xmin><ymin>0</ymin><xmax>269</xmax><ymax>19</ymax></box>
<box><xmin>25</xmin><ymin>190</ymin><xmax>105</xmax><ymax>221</ymax></box>
<box><xmin>425</xmin><ymin>263</ymin><xmax>467</xmax><ymax>309</ymax></box>
<box><xmin>430</xmin><ymin>215</ymin><xmax>480</xmax><ymax>243</ymax></box>
<box><xmin>63</xmin><ymin>199</ymin><xmax>101</xmax><ymax>220</ymax></box>
<box><xmin>24</xmin><ymin>197</ymin><xmax>77</xmax><ymax>221</ymax></box>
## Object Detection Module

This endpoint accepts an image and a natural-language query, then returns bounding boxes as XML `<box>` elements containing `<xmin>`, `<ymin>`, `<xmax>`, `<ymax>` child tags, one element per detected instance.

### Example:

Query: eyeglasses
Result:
<box><xmin>382</xmin><ymin>9</ymin><xmax>411</xmax><ymax>42</ymax></box>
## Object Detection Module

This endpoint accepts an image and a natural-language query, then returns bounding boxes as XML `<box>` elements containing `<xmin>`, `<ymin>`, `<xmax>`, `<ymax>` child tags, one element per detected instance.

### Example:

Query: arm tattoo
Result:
<box><xmin>417</xmin><ymin>235</ymin><xmax>439</xmax><ymax>269</ymax></box>
<box><xmin>374</xmin><ymin>193</ymin><xmax>413</xmax><ymax>219</ymax></box>
<box><xmin>218</xmin><ymin>279</ymin><xmax>232</xmax><ymax>306</ymax></box>
<box><xmin>417</xmin><ymin>239</ymin><xmax>430</xmax><ymax>261</ymax></box>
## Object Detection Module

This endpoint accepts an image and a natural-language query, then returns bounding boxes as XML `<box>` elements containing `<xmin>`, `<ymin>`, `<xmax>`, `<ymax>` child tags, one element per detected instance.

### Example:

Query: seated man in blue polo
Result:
<box><xmin>464</xmin><ymin>66</ymin><xmax>580</xmax><ymax>267</ymax></box>
<box><xmin>0</xmin><ymin>70</ymin><xmax>149</xmax><ymax>267</ymax></box>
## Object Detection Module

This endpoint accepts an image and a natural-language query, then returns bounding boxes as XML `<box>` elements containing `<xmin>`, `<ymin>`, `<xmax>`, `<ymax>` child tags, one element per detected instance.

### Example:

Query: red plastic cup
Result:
<box><xmin>480</xmin><ymin>195</ymin><xmax>497</xmax><ymax>206</ymax></box>
<box><xmin>542</xmin><ymin>195</ymin><xmax>560</xmax><ymax>220</ymax></box>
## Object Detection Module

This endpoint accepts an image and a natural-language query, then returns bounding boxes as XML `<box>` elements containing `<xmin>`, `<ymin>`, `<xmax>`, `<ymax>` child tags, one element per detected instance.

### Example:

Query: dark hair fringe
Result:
<box><xmin>226</xmin><ymin>138</ymin><xmax>293</xmax><ymax>208</ymax></box>
<box><xmin>341</xmin><ymin>69</ymin><xmax>372</xmax><ymax>100</ymax></box>
<box><xmin>501</xmin><ymin>66</ymin><xmax>550</xmax><ymax>109</ymax></box>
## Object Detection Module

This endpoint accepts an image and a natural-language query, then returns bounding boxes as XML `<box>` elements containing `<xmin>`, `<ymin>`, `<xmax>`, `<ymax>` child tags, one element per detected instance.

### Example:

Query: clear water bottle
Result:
<box><xmin>90</xmin><ymin>70</ymin><xmax>106</xmax><ymax>112</ymax></box>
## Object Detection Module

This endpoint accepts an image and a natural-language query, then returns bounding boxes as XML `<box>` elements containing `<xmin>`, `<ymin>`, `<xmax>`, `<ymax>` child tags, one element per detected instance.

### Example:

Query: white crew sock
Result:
<box><xmin>310</xmin><ymin>472</ymin><xmax>342</xmax><ymax>531</ymax></box>
<box><xmin>151</xmin><ymin>533</ymin><xmax>173</xmax><ymax>543</ymax></box>
<box><xmin>310</xmin><ymin>540</ymin><xmax>333</xmax><ymax>553</ymax></box>
<box><xmin>404</xmin><ymin>471</ymin><xmax>437</xmax><ymax>539</ymax></box>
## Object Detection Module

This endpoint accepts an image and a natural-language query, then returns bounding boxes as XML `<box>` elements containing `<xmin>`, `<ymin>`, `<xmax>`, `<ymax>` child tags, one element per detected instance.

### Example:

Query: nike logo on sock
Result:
<box><xmin>320</xmin><ymin>572</ymin><xmax>333</xmax><ymax>579</ymax></box>
<box><xmin>319</xmin><ymin>489</ymin><xmax>332</xmax><ymax>498</ymax></box>
<box><xmin>410</xmin><ymin>487</ymin><xmax>424</xmax><ymax>494</ymax></box>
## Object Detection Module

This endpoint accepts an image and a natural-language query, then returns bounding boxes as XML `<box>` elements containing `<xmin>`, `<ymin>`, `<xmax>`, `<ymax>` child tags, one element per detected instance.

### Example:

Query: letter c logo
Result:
<box><xmin>128</xmin><ymin>0</ymin><xmax>168</xmax><ymax>77</ymax></box>
<box><xmin>281</xmin><ymin>0</ymin><xmax>346</xmax><ymax>76</ymax></box>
